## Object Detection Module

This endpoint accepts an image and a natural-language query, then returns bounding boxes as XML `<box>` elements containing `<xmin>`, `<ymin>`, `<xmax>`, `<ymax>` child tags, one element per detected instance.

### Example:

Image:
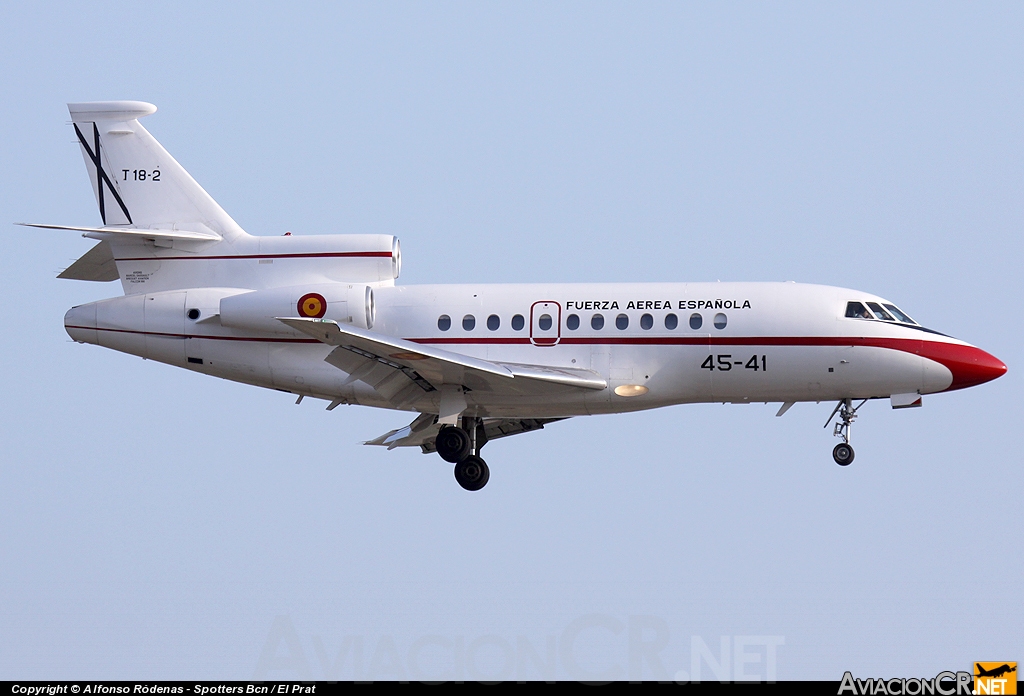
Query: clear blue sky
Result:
<box><xmin>1</xmin><ymin>1</ymin><xmax>1020</xmax><ymax>681</ymax></box>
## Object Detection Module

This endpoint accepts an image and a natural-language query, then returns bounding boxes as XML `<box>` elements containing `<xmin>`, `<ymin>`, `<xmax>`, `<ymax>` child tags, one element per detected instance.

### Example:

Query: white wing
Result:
<box><xmin>276</xmin><ymin>318</ymin><xmax>607</xmax><ymax>401</ymax></box>
<box><xmin>364</xmin><ymin>412</ymin><xmax>566</xmax><ymax>452</ymax></box>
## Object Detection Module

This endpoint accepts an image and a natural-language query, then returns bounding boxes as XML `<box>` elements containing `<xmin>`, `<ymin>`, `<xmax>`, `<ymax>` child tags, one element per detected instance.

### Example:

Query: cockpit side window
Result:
<box><xmin>845</xmin><ymin>301</ymin><xmax>873</xmax><ymax>319</ymax></box>
<box><xmin>883</xmin><ymin>303</ymin><xmax>917</xmax><ymax>325</ymax></box>
<box><xmin>867</xmin><ymin>302</ymin><xmax>895</xmax><ymax>321</ymax></box>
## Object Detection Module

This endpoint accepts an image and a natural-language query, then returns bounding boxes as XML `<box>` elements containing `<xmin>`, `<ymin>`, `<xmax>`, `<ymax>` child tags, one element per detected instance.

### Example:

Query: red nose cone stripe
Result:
<box><xmin>916</xmin><ymin>342</ymin><xmax>1007</xmax><ymax>391</ymax></box>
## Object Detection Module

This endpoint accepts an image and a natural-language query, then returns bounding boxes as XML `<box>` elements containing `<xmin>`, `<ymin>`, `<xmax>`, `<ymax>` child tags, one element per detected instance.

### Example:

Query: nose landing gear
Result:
<box><xmin>436</xmin><ymin>417</ymin><xmax>490</xmax><ymax>491</ymax></box>
<box><xmin>826</xmin><ymin>398</ymin><xmax>866</xmax><ymax>466</ymax></box>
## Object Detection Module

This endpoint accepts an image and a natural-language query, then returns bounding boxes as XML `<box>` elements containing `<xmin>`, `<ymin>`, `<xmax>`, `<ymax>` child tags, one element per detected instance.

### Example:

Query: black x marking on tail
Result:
<box><xmin>74</xmin><ymin>122</ymin><xmax>132</xmax><ymax>225</ymax></box>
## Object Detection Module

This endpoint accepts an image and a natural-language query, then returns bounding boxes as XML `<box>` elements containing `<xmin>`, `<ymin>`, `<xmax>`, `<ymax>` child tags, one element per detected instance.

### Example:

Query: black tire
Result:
<box><xmin>454</xmin><ymin>455</ymin><xmax>490</xmax><ymax>491</ymax></box>
<box><xmin>435</xmin><ymin>426</ymin><xmax>471</xmax><ymax>463</ymax></box>
<box><xmin>833</xmin><ymin>443</ymin><xmax>855</xmax><ymax>466</ymax></box>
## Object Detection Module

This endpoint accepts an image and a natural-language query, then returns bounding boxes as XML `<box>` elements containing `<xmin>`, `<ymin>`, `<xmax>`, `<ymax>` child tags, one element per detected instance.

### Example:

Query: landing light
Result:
<box><xmin>614</xmin><ymin>384</ymin><xmax>649</xmax><ymax>397</ymax></box>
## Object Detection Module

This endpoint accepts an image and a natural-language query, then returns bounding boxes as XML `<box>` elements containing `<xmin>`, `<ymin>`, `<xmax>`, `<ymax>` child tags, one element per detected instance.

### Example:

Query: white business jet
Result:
<box><xmin>32</xmin><ymin>102</ymin><xmax>1007</xmax><ymax>490</ymax></box>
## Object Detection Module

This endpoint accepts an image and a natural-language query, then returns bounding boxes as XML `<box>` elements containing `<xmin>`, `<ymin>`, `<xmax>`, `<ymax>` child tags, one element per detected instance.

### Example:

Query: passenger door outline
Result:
<box><xmin>530</xmin><ymin>300</ymin><xmax>561</xmax><ymax>346</ymax></box>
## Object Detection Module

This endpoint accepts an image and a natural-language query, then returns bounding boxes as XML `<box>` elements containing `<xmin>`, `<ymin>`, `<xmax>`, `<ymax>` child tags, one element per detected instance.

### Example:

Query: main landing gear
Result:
<box><xmin>436</xmin><ymin>417</ymin><xmax>490</xmax><ymax>491</ymax></box>
<box><xmin>825</xmin><ymin>398</ymin><xmax>866</xmax><ymax>466</ymax></box>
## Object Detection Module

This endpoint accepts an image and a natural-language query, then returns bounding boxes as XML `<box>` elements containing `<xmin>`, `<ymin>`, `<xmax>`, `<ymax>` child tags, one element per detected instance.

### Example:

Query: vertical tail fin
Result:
<box><xmin>68</xmin><ymin>101</ymin><xmax>247</xmax><ymax>241</ymax></box>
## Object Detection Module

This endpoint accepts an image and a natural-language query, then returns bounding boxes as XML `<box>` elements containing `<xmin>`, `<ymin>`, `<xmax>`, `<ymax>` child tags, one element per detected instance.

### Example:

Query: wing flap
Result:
<box><xmin>279</xmin><ymin>318</ymin><xmax>607</xmax><ymax>395</ymax></box>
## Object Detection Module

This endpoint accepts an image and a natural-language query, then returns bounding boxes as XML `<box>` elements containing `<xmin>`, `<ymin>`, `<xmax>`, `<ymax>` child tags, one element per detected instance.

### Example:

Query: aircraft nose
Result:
<box><xmin>919</xmin><ymin>342</ymin><xmax>1007</xmax><ymax>391</ymax></box>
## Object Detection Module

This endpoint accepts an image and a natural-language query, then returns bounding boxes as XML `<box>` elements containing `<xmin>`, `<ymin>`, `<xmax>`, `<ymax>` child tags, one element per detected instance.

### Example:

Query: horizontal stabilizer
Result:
<box><xmin>58</xmin><ymin>240</ymin><xmax>118</xmax><ymax>281</ymax></box>
<box><xmin>21</xmin><ymin>222</ymin><xmax>221</xmax><ymax>242</ymax></box>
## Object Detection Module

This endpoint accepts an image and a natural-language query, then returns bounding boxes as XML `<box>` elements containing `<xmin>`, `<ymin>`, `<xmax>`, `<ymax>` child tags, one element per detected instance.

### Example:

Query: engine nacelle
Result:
<box><xmin>219</xmin><ymin>283</ymin><xmax>375</xmax><ymax>334</ymax></box>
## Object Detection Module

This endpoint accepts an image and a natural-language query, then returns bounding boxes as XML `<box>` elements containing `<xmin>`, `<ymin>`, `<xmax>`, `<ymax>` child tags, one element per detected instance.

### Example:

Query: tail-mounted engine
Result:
<box><xmin>219</xmin><ymin>283</ymin><xmax>376</xmax><ymax>333</ymax></box>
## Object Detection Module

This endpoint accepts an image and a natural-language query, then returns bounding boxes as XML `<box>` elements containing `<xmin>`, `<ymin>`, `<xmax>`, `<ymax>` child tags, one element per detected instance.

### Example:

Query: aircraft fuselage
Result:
<box><xmin>64</xmin><ymin>280</ymin><xmax>1004</xmax><ymax>419</ymax></box>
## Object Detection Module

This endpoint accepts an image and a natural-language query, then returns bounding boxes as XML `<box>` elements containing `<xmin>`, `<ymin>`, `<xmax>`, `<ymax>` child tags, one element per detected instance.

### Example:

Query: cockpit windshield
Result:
<box><xmin>845</xmin><ymin>301</ymin><xmax>873</xmax><ymax>319</ymax></box>
<box><xmin>845</xmin><ymin>300</ymin><xmax>918</xmax><ymax>326</ymax></box>
<box><xmin>882</xmin><ymin>303</ymin><xmax>916</xmax><ymax>324</ymax></box>
<box><xmin>866</xmin><ymin>302</ymin><xmax>894</xmax><ymax>321</ymax></box>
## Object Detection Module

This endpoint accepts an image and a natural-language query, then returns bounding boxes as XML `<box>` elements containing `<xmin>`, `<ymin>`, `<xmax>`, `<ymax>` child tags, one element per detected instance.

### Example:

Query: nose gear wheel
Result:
<box><xmin>832</xmin><ymin>443</ymin><xmax>854</xmax><ymax>466</ymax></box>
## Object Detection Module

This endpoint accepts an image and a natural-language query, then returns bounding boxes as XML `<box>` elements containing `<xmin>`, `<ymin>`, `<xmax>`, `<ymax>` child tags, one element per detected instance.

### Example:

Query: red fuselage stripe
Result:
<box><xmin>114</xmin><ymin>251</ymin><xmax>393</xmax><ymax>262</ymax></box>
<box><xmin>68</xmin><ymin>327</ymin><xmax>940</xmax><ymax>351</ymax></box>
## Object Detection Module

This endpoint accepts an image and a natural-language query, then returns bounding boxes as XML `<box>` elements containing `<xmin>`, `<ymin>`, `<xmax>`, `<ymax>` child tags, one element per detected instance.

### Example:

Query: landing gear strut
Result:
<box><xmin>825</xmin><ymin>398</ymin><xmax>866</xmax><ymax>466</ymax></box>
<box><xmin>435</xmin><ymin>416</ymin><xmax>490</xmax><ymax>491</ymax></box>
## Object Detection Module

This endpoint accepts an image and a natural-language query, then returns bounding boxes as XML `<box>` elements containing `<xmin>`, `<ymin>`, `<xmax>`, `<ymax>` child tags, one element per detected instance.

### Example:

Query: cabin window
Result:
<box><xmin>438</xmin><ymin>315</ymin><xmax>451</xmax><ymax>331</ymax></box>
<box><xmin>689</xmin><ymin>313</ymin><xmax>703</xmax><ymax>330</ymax></box>
<box><xmin>640</xmin><ymin>313</ymin><xmax>653</xmax><ymax>330</ymax></box>
<box><xmin>883</xmin><ymin>303</ymin><xmax>917</xmax><ymax>325</ymax></box>
<box><xmin>463</xmin><ymin>314</ymin><xmax>476</xmax><ymax>331</ymax></box>
<box><xmin>511</xmin><ymin>314</ymin><xmax>525</xmax><ymax>331</ymax></box>
<box><xmin>487</xmin><ymin>314</ymin><xmax>500</xmax><ymax>330</ymax></box>
<box><xmin>616</xmin><ymin>314</ymin><xmax>629</xmax><ymax>330</ymax></box>
<box><xmin>845</xmin><ymin>302</ymin><xmax>873</xmax><ymax>319</ymax></box>
<box><xmin>566</xmin><ymin>314</ymin><xmax>580</xmax><ymax>330</ymax></box>
<box><xmin>714</xmin><ymin>313</ymin><xmax>727</xmax><ymax>329</ymax></box>
<box><xmin>867</xmin><ymin>302</ymin><xmax>895</xmax><ymax>321</ymax></box>
<box><xmin>665</xmin><ymin>313</ymin><xmax>678</xmax><ymax>330</ymax></box>
<box><xmin>538</xmin><ymin>314</ymin><xmax>552</xmax><ymax>331</ymax></box>
<box><xmin>591</xmin><ymin>314</ymin><xmax>605</xmax><ymax>330</ymax></box>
